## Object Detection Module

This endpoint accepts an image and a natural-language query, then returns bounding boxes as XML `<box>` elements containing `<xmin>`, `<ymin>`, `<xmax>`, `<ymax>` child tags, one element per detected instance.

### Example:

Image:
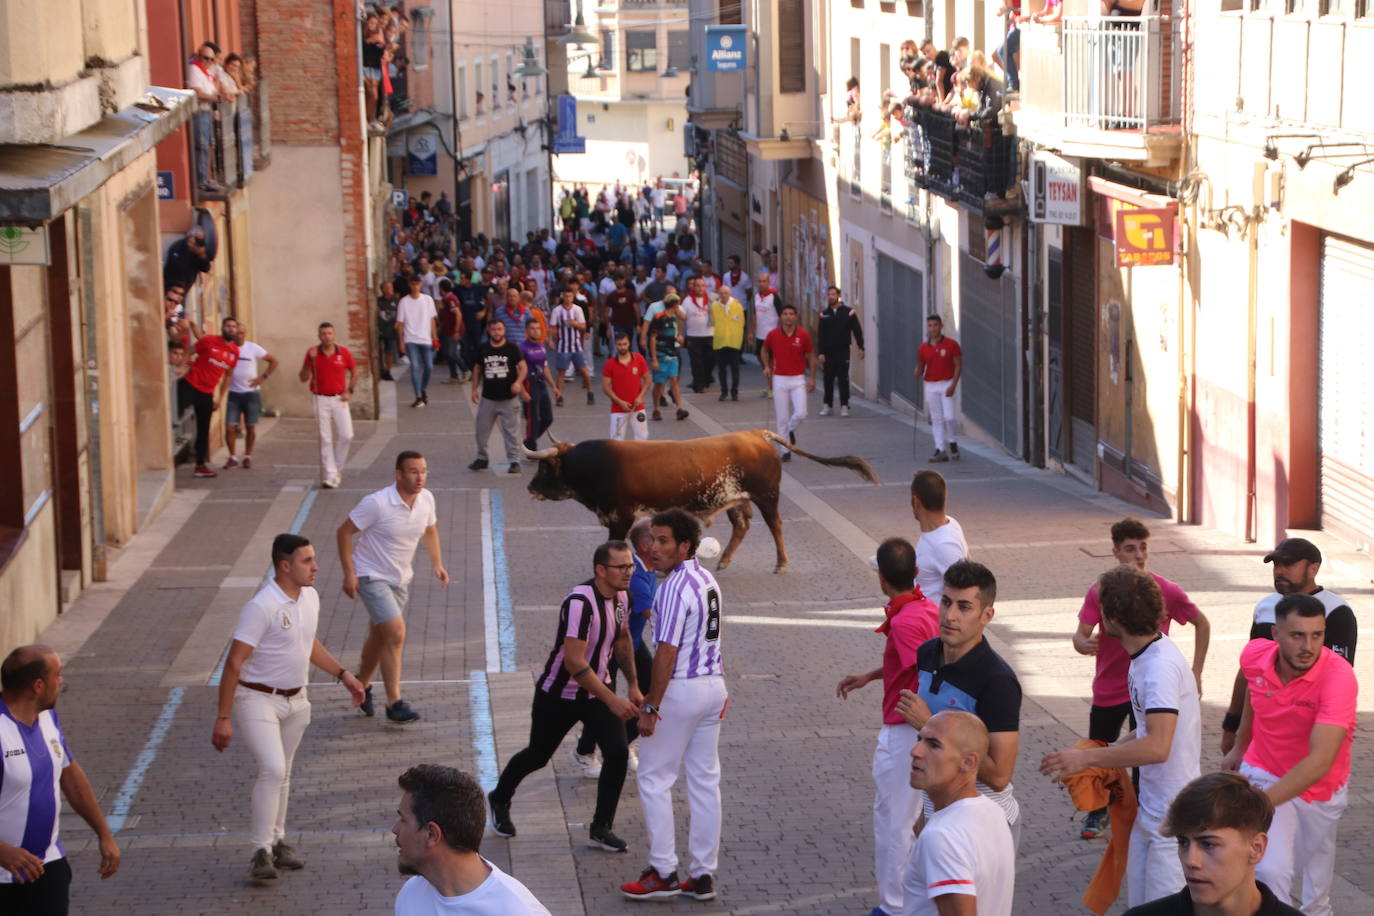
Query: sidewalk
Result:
<box><xmin>40</xmin><ymin>355</ymin><xmax>1374</xmax><ymax>915</ymax></box>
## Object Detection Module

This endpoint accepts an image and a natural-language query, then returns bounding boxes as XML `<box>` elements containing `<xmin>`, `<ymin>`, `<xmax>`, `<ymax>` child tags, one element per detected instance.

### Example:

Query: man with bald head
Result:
<box><xmin>903</xmin><ymin>710</ymin><xmax>1015</xmax><ymax>916</ymax></box>
<box><xmin>1</xmin><ymin>646</ymin><xmax>121</xmax><ymax>913</ymax></box>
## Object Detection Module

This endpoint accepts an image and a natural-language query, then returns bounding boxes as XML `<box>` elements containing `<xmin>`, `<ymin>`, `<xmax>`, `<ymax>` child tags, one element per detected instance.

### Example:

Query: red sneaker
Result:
<box><xmin>223</xmin><ymin>456</ymin><xmax>239</xmax><ymax>469</ymax></box>
<box><xmin>242</xmin><ymin>456</ymin><xmax>252</xmax><ymax>469</ymax></box>
<box><xmin>680</xmin><ymin>873</ymin><xmax>716</xmax><ymax>900</ymax></box>
<box><xmin>620</xmin><ymin>867</ymin><xmax>680</xmax><ymax>900</ymax></box>
<box><xmin>193</xmin><ymin>465</ymin><xmax>217</xmax><ymax>479</ymax></box>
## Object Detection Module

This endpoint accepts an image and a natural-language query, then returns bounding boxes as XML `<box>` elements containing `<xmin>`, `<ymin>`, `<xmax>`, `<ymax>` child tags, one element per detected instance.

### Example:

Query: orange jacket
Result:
<box><xmin>1057</xmin><ymin>738</ymin><xmax>1137</xmax><ymax>916</ymax></box>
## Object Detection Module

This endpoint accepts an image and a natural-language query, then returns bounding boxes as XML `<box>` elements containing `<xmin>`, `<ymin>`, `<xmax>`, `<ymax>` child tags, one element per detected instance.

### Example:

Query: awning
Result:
<box><xmin>0</xmin><ymin>86</ymin><xmax>195</xmax><ymax>225</ymax></box>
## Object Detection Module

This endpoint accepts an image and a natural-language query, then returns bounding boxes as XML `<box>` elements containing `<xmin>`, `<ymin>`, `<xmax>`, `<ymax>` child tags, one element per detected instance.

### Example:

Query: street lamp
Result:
<box><xmin>559</xmin><ymin>0</ymin><xmax>599</xmax><ymax>50</ymax></box>
<box><xmin>513</xmin><ymin>38</ymin><xmax>546</xmax><ymax>78</ymax></box>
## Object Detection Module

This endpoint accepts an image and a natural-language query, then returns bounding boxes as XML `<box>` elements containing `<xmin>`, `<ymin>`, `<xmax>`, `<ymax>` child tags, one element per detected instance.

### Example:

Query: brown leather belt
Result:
<box><xmin>239</xmin><ymin>681</ymin><xmax>303</xmax><ymax>697</ymax></box>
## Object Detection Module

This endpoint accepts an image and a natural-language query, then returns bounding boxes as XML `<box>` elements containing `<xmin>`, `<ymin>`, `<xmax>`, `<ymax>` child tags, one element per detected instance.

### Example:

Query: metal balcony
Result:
<box><xmin>905</xmin><ymin>108</ymin><xmax>1019</xmax><ymax>214</ymax></box>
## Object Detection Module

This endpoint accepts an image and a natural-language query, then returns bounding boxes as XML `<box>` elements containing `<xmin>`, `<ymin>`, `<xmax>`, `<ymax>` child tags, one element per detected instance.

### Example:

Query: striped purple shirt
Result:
<box><xmin>0</xmin><ymin>702</ymin><xmax>73</xmax><ymax>879</ymax></box>
<box><xmin>536</xmin><ymin>581</ymin><xmax>628</xmax><ymax>701</ymax></box>
<box><xmin>653</xmin><ymin>558</ymin><xmax>725</xmax><ymax>678</ymax></box>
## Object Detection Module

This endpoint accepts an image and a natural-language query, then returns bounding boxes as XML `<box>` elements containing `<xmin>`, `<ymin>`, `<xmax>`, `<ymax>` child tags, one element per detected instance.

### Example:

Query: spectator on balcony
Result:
<box><xmin>186</xmin><ymin>41</ymin><xmax>226</xmax><ymax>193</ymax></box>
<box><xmin>920</xmin><ymin>39</ymin><xmax>938</xmax><ymax>63</ymax></box>
<box><xmin>836</xmin><ymin>77</ymin><xmax>861</xmax><ymax>125</ymax></box>
<box><xmin>164</xmin><ymin>227</ymin><xmax>212</xmax><ymax>293</ymax></box>
<box><xmin>964</xmin><ymin>64</ymin><xmax>1006</xmax><ymax>124</ymax></box>
<box><xmin>219</xmin><ymin>54</ymin><xmax>247</xmax><ymax>99</ymax></box>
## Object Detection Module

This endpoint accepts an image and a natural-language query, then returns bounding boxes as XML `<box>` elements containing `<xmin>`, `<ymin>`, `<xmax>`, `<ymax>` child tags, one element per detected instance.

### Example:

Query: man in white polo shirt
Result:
<box><xmin>212</xmin><ymin>533</ymin><xmax>364</xmax><ymax>881</ymax></box>
<box><xmin>337</xmin><ymin>450</ymin><xmax>449</xmax><ymax>724</ymax></box>
<box><xmin>1041</xmin><ymin>565</ymin><xmax>1202</xmax><ymax>908</ymax></box>
<box><xmin>909</xmin><ymin>469</ymin><xmax>969</xmax><ymax>607</ymax></box>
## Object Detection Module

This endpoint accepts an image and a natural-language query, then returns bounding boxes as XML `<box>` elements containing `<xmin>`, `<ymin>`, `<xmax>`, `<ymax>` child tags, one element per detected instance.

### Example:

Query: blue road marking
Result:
<box><xmin>490</xmin><ymin>490</ymin><xmax>517</xmax><ymax>672</ymax></box>
<box><xmin>106</xmin><ymin>687</ymin><xmax>186</xmax><ymax>833</ymax></box>
<box><xmin>468</xmin><ymin>670</ymin><xmax>498</xmax><ymax>791</ymax></box>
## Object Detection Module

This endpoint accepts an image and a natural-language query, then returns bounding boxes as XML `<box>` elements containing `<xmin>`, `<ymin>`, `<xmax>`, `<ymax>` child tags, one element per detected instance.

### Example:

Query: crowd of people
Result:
<box><xmin>184</xmin><ymin>40</ymin><xmax>258</xmax><ymax>194</ymax></box>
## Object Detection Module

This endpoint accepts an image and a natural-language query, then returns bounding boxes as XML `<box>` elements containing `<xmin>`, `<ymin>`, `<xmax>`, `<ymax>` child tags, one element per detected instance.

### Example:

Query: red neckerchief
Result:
<box><xmin>876</xmin><ymin>587</ymin><xmax>927</xmax><ymax>634</ymax></box>
<box><xmin>757</xmin><ymin>288</ymin><xmax>778</xmax><ymax>301</ymax></box>
<box><xmin>193</xmin><ymin>58</ymin><xmax>213</xmax><ymax>79</ymax></box>
<box><xmin>687</xmin><ymin>293</ymin><xmax>709</xmax><ymax>313</ymax></box>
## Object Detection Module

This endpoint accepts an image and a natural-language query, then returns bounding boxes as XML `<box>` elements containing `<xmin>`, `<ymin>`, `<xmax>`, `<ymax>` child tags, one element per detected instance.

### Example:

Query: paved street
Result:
<box><xmin>43</xmin><ymin>358</ymin><xmax>1374</xmax><ymax>915</ymax></box>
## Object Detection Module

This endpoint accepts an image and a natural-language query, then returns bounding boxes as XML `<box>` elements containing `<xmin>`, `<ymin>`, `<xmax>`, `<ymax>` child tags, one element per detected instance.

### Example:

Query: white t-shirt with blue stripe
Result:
<box><xmin>0</xmin><ymin>703</ymin><xmax>73</xmax><ymax>880</ymax></box>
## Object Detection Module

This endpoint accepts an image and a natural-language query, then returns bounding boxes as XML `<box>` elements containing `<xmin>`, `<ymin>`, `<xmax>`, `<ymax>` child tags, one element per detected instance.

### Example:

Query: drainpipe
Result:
<box><xmin>1244</xmin><ymin>172</ymin><xmax>1261</xmax><ymax>542</ymax></box>
<box><xmin>78</xmin><ymin>205</ymin><xmax>108</xmax><ymax>581</ymax></box>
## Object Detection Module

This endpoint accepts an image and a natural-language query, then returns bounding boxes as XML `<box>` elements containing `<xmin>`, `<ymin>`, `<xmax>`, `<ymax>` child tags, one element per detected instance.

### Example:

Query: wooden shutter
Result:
<box><xmin>778</xmin><ymin>0</ymin><xmax>805</xmax><ymax>93</ymax></box>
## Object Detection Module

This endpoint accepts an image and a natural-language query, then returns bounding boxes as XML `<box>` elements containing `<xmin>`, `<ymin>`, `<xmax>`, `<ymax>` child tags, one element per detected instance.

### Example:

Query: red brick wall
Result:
<box><xmin>257</xmin><ymin>0</ymin><xmax>343</xmax><ymax>144</ymax></box>
<box><xmin>331</xmin><ymin>0</ymin><xmax>372</xmax><ymax>375</ymax></box>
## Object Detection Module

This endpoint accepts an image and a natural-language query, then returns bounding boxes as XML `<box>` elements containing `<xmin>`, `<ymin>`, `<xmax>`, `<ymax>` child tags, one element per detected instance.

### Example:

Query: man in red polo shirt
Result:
<box><xmin>836</xmin><ymin>537</ymin><xmax>940</xmax><ymax>916</ymax></box>
<box><xmin>603</xmin><ymin>331</ymin><xmax>652</xmax><ymax>441</ymax></box>
<box><xmin>1222</xmin><ymin>594</ymin><xmax>1357</xmax><ymax>916</ymax></box>
<box><xmin>299</xmin><ymin>322</ymin><xmax>357</xmax><ymax>489</ymax></box>
<box><xmin>915</xmin><ymin>314</ymin><xmax>962</xmax><ymax>462</ymax></box>
<box><xmin>760</xmin><ymin>303</ymin><xmax>815</xmax><ymax>463</ymax></box>
<box><xmin>180</xmin><ymin>316</ymin><xmax>240</xmax><ymax>479</ymax></box>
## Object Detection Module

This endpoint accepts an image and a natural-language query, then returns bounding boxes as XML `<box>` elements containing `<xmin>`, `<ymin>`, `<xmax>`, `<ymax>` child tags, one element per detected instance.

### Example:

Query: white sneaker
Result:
<box><xmin>571</xmin><ymin>748</ymin><xmax>602</xmax><ymax>779</ymax></box>
<box><xmin>840</xmin><ymin>406</ymin><xmax>850</xmax><ymax>417</ymax></box>
<box><xmin>818</xmin><ymin>406</ymin><xmax>831</xmax><ymax>417</ymax></box>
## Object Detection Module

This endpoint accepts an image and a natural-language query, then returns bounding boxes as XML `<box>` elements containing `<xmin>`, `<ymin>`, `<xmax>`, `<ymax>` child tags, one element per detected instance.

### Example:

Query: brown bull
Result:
<box><xmin>523</xmin><ymin>429</ymin><xmax>878</xmax><ymax>571</ymax></box>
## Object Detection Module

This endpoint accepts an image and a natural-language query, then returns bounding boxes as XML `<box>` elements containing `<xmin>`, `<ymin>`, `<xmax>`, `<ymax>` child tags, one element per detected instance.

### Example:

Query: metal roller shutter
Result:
<box><xmin>959</xmin><ymin>252</ymin><xmax>1021</xmax><ymax>454</ymax></box>
<box><xmin>1319</xmin><ymin>236</ymin><xmax>1374</xmax><ymax>551</ymax></box>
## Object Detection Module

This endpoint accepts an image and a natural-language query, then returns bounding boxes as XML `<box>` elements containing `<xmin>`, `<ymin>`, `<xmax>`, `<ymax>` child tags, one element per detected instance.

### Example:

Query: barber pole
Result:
<box><xmin>984</xmin><ymin>221</ymin><xmax>1007</xmax><ymax>279</ymax></box>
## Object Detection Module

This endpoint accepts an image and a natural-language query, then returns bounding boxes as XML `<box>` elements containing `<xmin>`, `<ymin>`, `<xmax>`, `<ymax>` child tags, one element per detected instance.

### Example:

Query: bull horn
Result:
<box><xmin>546</xmin><ymin>428</ymin><xmax>565</xmax><ymax>446</ymax></box>
<box><xmin>520</xmin><ymin>444</ymin><xmax>559</xmax><ymax>460</ymax></box>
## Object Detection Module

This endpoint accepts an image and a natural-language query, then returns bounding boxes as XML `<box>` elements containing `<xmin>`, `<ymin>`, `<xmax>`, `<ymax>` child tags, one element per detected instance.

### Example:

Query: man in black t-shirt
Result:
<box><xmin>1220</xmin><ymin>537</ymin><xmax>1357</xmax><ymax>754</ymax></box>
<box><xmin>1125</xmin><ymin>772</ymin><xmax>1302</xmax><ymax>916</ymax></box>
<box><xmin>469</xmin><ymin>317</ymin><xmax>527</xmax><ymax>474</ymax></box>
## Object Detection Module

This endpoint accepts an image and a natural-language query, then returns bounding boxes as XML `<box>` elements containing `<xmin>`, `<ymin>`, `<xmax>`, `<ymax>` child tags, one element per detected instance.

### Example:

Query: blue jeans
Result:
<box><xmin>405</xmin><ymin>343</ymin><xmax>434</xmax><ymax>397</ymax></box>
<box><xmin>193</xmin><ymin>111</ymin><xmax>213</xmax><ymax>186</ymax></box>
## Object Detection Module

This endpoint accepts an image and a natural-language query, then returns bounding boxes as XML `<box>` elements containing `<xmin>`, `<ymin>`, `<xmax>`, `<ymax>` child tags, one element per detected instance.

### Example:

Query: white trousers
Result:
<box><xmin>923</xmin><ymin>380</ymin><xmax>957</xmax><ymax>451</ymax></box>
<box><xmin>1242</xmin><ymin>762</ymin><xmax>1347</xmax><ymax>916</ymax></box>
<box><xmin>1127</xmin><ymin>806</ymin><xmax>1183</xmax><ymax>908</ymax></box>
<box><xmin>773</xmin><ymin>373</ymin><xmax>807</xmax><ymax>438</ymax></box>
<box><xmin>873</xmin><ymin>723</ymin><xmax>923</xmax><ymax>914</ymax></box>
<box><xmin>235</xmin><ymin>686</ymin><xmax>312</xmax><ymax>852</ymax></box>
<box><xmin>609</xmin><ymin>410</ymin><xmax>648</xmax><ymax>441</ymax></box>
<box><xmin>636</xmin><ymin>675</ymin><xmax>727</xmax><ymax>880</ymax></box>
<box><xmin>312</xmin><ymin>394</ymin><xmax>353</xmax><ymax>484</ymax></box>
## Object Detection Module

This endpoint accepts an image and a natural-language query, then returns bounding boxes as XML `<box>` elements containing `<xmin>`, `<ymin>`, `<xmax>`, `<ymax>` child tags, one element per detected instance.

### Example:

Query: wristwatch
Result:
<box><xmin>641</xmin><ymin>703</ymin><xmax>659</xmax><ymax>716</ymax></box>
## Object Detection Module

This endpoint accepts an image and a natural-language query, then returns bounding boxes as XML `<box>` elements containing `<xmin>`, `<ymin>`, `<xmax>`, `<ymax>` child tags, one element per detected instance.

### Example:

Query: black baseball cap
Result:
<box><xmin>1263</xmin><ymin>537</ymin><xmax>1322</xmax><ymax>565</ymax></box>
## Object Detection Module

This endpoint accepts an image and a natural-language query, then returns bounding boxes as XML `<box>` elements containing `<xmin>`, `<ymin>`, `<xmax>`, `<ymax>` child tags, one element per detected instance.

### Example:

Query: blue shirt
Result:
<box><xmin>629</xmin><ymin>554</ymin><xmax>657</xmax><ymax>649</ymax></box>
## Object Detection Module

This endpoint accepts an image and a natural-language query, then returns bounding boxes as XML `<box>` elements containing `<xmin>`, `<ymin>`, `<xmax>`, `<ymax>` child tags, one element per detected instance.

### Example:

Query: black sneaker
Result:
<box><xmin>949</xmin><ymin>442</ymin><xmax>960</xmax><ymax>461</ymax></box>
<box><xmin>468</xmin><ymin>458</ymin><xmax>489</xmax><ymax>471</ymax></box>
<box><xmin>676</xmin><ymin>408</ymin><xmax>689</xmax><ymax>421</ymax></box>
<box><xmin>781</xmin><ymin>451</ymin><xmax>792</xmax><ymax>462</ymax></box>
<box><xmin>507</xmin><ymin>462</ymin><xmax>520</xmax><ymax>474</ymax></box>
<box><xmin>680</xmin><ymin>873</ymin><xmax>716</xmax><ymax>900</ymax></box>
<box><xmin>731</xmin><ymin>391</ymin><xmax>738</xmax><ymax>401</ymax></box>
<box><xmin>488</xmin><ymin>792</ymin><xmax>516</xmax><ymax>837</ymax></box>
<box><xmin>420</xmin><ymin>392</ymin><xmax>428</xmax><ymax>405</ymax></box>
<box><xmin>719</xmin><ymin>390</ymin><xmax>728</xmax><ymax>401</ymax></box>
<box><xmin>411</xmin><ymin>398</ymin><xmax>424</xmax><ymax>408</ymax></box>
<box><xmin>586</xmin><ymin>391</ymin><xmax>595</xmax><ymax>405</ymax></box>
<box><xmin>385</xmin><ymin>699</ymin><xmax>420</xmax><ymax>723</ymax></box>
<box><xmin>556</xmin><ymin>395</ymin><xmax>565</xmax><ymax>407</ymax></box>
<box><xmin>588</xmin><ymin>823</ymin><xmax>628</xmax><ymax>853</ymax></box>
<box><xmin>359</xmin><ymin>685</ymin><xmax>374</xmax><ymax>717</ymax></box>
<box><xmin>789</xmin><ymin>431</ymin><xmax>796</xmax><ymax>446</ymax></box>
<box><xmin>249</xmin><ymin>848</ymin><xmax>278</xmax><ymax>880</ymax></box>
<box><xmin>271</xmin><ymin>840</ymin><xmax>304</xmax><ymax>870</ymax></box>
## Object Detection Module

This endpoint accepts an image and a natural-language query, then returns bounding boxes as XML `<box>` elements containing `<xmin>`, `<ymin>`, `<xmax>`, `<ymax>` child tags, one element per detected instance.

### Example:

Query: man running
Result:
<box><xmin>915</xmin><ymin>314</ymin><xmax>962</xmax><ymax>461</ymax></box>
<box><xmin>836</xmin><ymin>537</ymin><xmax>940</xmax><ymax>916</ymax></box>
<box><xmin>621</xmin><ymin>509</ymin><xmax>727</xmax><ymax>902</ymax></box>
<box><xmin>1072</xmin><ymin>518</ymin><xmax>1210</xmax><ymax>839</ymax></box>
<box><xmin>1221</xmin><ymin>594</ymin><xmax>1357</xmax><ymax>916</ymax></box>
<box><xmin>647</xmin><ymin>294</ymin><xmax>689</xmax><ymax>422</ymax></box>
<box><xmin>469</xmin><ymin>316</ymin><xmax>528</xmax><ymax>475</ymax></box>
<box><xmin>549</xmin><ymin>287</ymin><xmax>594</xmax><ymax>407</ymax></box>
<box><xmin>299</xmin><ymin>322</ymin><xmax>356</xmax><ymax>490</ymax></box>
<box><xmin>224</xmin><ymin>322</ymin><xmax>276</xmax><ymax>470</ymax></box>
<box><xmin>337</xmin><ymin>450</ymin><xmax>448</xmax><ymax>724</ymax></box>
<box><xmin>396</xmin><ymin>275</ymin><xmax>438</xmax><ymax>408</ymax></box>
<box><xmin>761</xmin><ymin>303</ymin><xmax>816</xmax><ymax>462</ymax></box>
<box><xmin>1042</xmin><ymin>565</ymin><xmax>1202</xmax><ymax>908</ymax></box>
<box><xmin>487</xmin><ymin>541</ymin><xmax>640</xmax><ymax>854</ymax></box>
<box><xmin>903</xmin><ymin>710</ymin><xmax>1016</xmax><ymax>916</ymax></box>
<box><xmin>213</xmin><ymin>534</ymin><xmax>365</xmax><ymax>879</ymax></box>
<box><xmin>604</xmin><ymin>331</ymin><xmax>652</xmax><ymax>441</ymax></box>
<box><xmin>179</xmin><ymin>316</ymin><xmax>240</xmax><ymax>478</ymax></box>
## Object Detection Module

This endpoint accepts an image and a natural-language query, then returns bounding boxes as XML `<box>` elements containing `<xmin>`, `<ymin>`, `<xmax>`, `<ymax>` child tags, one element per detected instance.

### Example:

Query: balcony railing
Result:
<box><xmin>194</xmin><ymin>93</ymin><xmax>263</xmax><ymax>201</ymax></box>
<box><xmin>1061</xmin><ymin>15</ymin><xmax>1181</xmax><ymax>131</ymax></box>
<box><xmin>904</xmin><ymin>108</ymin><xmax>1018</xmax><ymax>211</ymax></box>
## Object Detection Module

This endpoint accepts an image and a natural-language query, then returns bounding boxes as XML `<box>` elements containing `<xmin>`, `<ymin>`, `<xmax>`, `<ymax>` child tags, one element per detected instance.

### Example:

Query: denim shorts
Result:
<box><xmin>552</xmin><ymin>349</ymin><xmax>587</xmax><ymax>372</ymax></box>
<box><xmin>226</xmin><ymin>390</ymin><xmax>262</xmax><ymax>426</ymax></box>
<box><xmin>651</xmin><ymin>355</ymin><xmax>680</xmax><ymax>384</ymax></box>
<box><xmin>358</xmin><ymin>576</ymin><xmax>409</xmax><ymax>624</ymax></box>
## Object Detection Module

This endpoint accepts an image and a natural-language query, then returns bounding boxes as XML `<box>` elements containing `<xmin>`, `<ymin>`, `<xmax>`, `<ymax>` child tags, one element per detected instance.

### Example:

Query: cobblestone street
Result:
<box><xmin>44</xmin><ymin>360</ymin><xmax>1374</xmax><ymax>915</ymax></box>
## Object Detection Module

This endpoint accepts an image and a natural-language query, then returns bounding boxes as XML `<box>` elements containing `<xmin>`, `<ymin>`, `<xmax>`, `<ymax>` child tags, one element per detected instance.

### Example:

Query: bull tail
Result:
<box><xmin>760</xmin><ymin>430</ymin><xmax>879</xmax><ymax>485</ymax></box>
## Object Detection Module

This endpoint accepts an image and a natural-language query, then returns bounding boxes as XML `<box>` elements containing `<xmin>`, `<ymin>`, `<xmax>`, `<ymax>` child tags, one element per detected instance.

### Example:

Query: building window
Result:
<box><xmin>457</xmin><ymin>64</ymin><xmax>469</xmax><ymax>119</ymax></box>
<box><xmin>719</xmin><ymin>0</ymin><xmax>742</xmax><ymax>24</ymax></box>
<box><xmin>778</xmin><ymin>0</ymin><xmax>806</xmax><ymax>93</ymax></box>
<box><xmin>475</xmin><ymin>60</ymin><xmax>484</xmax><ymax>114</ymax></box>
<box><xmin>669</xmin><ymin>31</ymin><xmax>690</xmax><ymax>70</ymax></box>
<box><xmin>906</xmin><ymin>0</ymin><xmax>924</xmax><ymax>14</ymax></box>
<box><xmin>491</xmin><ymin>55</ymin><xmax>501</xmax><ymax>116</ymax></box>
<box><xmin>627</xmin><ymin>30</ymin><xmax>658</xmax><ymax>72</ymax></box>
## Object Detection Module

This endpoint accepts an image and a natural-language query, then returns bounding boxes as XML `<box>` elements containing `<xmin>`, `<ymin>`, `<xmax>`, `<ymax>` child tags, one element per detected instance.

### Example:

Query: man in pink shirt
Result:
<box><xmin>836</xmin><ymin>537</ymin><xmax>940</xmax><ymax>916</ymax></box>
<box><xmin>1071</xmin><ymin>518</ymin><xmax>1210</xmax><ymax>839</ymax></box>
<box><xmin>1222</xmin><ymin>594</ymin><xmax>1357</xmax><ymax>916</ymax></box>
